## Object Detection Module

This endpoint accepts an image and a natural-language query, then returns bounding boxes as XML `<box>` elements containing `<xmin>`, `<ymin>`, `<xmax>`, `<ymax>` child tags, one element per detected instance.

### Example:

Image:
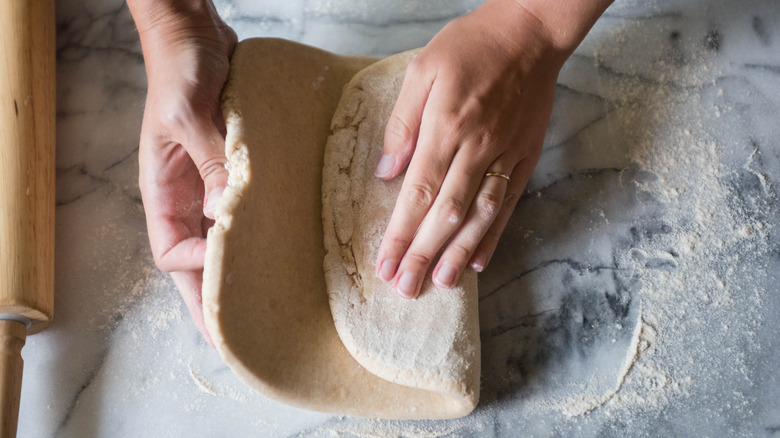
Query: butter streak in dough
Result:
<box><xmin>204</xmin><ymin>38</ymin><xmax>480</xmax><ymax>420</ymax></box>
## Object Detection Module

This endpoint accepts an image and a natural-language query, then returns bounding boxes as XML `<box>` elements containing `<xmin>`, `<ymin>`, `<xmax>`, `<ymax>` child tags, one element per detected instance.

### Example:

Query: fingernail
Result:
<box><xmin>204</xmin><ymin>187</ymin><xmax>224</xmax><ymax>219</ymax></box>
<box><xmin>434</xmin><ymin>262</ymin><xmax>458</xmax><ymax>288</ymax></box>
<box><xmin>470</xmin><ymin>255</ymin><xmax>486</xmax><ymax>273</ymax></box>
<box><xmin>378</xmin><ymin>259</ymin><xmax>398</xmax><ymax>282</ymax></box>
<box><xmin>396</xmin><ymin>271</ymin><xmax>418</xmax><ymax>298</ymax></box>
<box><xmin>374</xmin><ymin>154</ymin><xmax>396</xmax><ymax>178</ymax></box>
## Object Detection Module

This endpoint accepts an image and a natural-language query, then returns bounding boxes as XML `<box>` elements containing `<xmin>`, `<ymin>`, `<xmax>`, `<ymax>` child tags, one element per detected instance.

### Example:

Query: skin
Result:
<box><xmin>128</xmin><ymin>0</ymin><xmax>612</xmax><ymax>343</ymax></box>
<box><xmin>374</xmin><ymin>0</ymin><xmax>613</xmax><ymax>298</ymax></box>
<box><xmin>128</xmin><ymin>0</ymin><xmax>236</xmax><ymax>345</ymax></box>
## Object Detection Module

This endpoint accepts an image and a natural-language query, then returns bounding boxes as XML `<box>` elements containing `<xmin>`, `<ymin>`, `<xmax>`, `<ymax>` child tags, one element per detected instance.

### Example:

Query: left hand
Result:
<box><xmin>374</xmin><ymin>0</ymin><xmax>569</xmax><ymax>298</ymax></box>
<box><xmin>129</xmin><ymin>0</ymin><xmax>237</xmax><ymax>345</ymax></box>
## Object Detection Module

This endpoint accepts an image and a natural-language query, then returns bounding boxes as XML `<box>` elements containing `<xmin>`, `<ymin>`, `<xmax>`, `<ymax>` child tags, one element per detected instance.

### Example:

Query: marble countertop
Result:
<box><xmin>19</xmin><ymin>0</ymin><xmax>779</xmax><ymax>436</ymax></box>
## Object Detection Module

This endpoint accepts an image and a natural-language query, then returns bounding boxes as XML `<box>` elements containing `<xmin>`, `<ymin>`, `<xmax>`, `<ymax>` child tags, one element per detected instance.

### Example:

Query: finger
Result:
<box><xmin>140</xmin><ymin>142</ymin><xmax>209</xmax><ymax>273</ymax></box>
<box><xmin>179</xmin><ymin>111</ymin><xmax>229</xmax><ymax>220</ymax></box>
<box><xmin>392</xmin><ymin>148</ymin><xmax>493</xmax><ymax>297</ymax></box>
<box><xmin>375</xmin><ymin>57</ymin><xmax>434</xmax><ymax>180</ymax></box>
<box><xmin>145</xmin><ymin>194</ymin><xmax>207</xmax><ymax>272</ymax></box>
<box><xmin>432</xmin><ymin>160</ymin><xmax>512</xmax><ymax>288</ymax></box>
<box><xmin>375</xmin><ymin>93</ymin><xmax>459</xmax><ymax>284</ymax></box>
<box><xmin>170</xmin><ymin>270</ymin><xmax>215</xmax><ymax>348</ymax></box>
<box><xmin>466</xmin><ymin>68</ymin><xmax>555</xmax><ymax>273</ymax></box>
<box><xmin>469</xmin><ymin>155</ymin><xmax>537</xmax><ymax>272</ymax></box>
<box><xmin>153</xmin><ymin>235</ymin><xmax>207</xmax><ymax>272</ymax></box>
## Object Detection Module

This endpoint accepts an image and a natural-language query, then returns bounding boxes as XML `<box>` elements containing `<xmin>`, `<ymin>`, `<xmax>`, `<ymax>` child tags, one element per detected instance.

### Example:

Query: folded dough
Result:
<box><xmin>203</xmin><ymin>38</ymin><xmax>480</xmax><ymax>420</ymax></box>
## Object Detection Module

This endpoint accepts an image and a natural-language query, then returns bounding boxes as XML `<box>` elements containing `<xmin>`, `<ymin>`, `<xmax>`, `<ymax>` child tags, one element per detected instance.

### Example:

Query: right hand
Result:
<box><xmin>373</xmin><ymin>0</ymin><xmax>563</xmax><ymax>299</ymax></box>
<box><xmin>129</xmin><ymin>0</ymin><xmax>237</xmax><ymax>345</ymax></box>
<box><xmin>373</xmin><ymin>0</ymin><xmax>613</xmax><ymax>299</ymax></box>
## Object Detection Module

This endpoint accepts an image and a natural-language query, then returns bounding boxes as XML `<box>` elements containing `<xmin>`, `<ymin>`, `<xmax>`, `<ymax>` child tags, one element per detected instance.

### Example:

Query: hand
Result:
<box><xmin>374</xmin><ymin>0</ymin><xmax>587</xmax><ymax>298</ymax></box>
<box><xmin>130</xmin><ymin>0</ymin><xmax>236</xmax><ymax>345</ymax></box>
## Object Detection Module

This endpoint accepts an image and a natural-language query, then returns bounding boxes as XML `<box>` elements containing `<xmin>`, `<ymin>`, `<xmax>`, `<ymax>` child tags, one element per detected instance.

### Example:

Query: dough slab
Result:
<box><xmin>203</xmin><ymin>38</ymin><xmax>480</xmax><ymax>420</ymax></box>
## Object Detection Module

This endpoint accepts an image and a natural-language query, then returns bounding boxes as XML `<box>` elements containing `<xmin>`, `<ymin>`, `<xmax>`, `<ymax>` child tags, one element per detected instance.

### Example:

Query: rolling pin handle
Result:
<box><xmin>0</xmin><ymin>319</ymin><xmax>28</xmax><ymax>438</ymax></box>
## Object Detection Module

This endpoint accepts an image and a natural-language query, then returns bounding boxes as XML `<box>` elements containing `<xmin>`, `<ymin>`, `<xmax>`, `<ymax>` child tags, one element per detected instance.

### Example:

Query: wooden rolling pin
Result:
<box><xmin>0</xmin><ymin>0</ymin><xmax>56</xmax><ymax>436</ymax></box>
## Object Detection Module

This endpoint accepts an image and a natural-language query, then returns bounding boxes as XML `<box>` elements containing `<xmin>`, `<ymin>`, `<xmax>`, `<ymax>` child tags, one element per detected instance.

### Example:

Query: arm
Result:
<box><xmin>127</xmin><ymin>0</ymin><xmax>236</xmax><ymax>344</ymax></box>
<box><xmin>375</xmin><ymin>0</ymin><xmax>613</xmax><ymax>298</ymax></box>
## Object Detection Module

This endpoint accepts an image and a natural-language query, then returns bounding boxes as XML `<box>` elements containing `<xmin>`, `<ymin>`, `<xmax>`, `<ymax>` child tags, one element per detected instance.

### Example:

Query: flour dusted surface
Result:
<box><xmin>473</xmin><ymin>15</ymin><xmax>777</xmax><ymax>435</ymax></box>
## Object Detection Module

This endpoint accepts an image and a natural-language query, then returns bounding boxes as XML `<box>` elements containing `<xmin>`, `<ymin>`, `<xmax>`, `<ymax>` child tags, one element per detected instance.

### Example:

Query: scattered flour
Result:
<box><xmin>563</xmin><ymin>312</ymin><xmax>648</xmax><ymax>416</ymax></box>
<box><xmin>545</xmin><ymin>21</ymin><xmax>775</xmax><ymax>425</ymax></box>
<box><xmin>326</xmin><ymin>420</ymin><xmax>469</xmax><ymax>438</ymax></box>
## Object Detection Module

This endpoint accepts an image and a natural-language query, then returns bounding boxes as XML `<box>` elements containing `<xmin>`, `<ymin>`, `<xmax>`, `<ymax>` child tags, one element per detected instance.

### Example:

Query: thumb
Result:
<box><xmin>376</xmin><ymin>58</ymin><xmax>433</xmax><ymax>180</ymax></box>
<box><xmin>182</xmin><ymin>112</ymin><xmax>229</xmax><ymax>220</ymax></box>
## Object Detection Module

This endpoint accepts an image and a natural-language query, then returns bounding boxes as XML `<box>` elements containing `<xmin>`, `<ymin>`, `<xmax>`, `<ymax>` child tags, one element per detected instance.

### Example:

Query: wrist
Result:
<box><xmin>127</xmin><ymin>0</ymin><xmax>232</xmax><ymax>52</ymax></box>
<box><xmin>474</xmin><ymin>0</ymin><xmax>612</xmax><ymax>70</ymax></box>
<box><xmin>128</xmin><ymin>0</ymin><xmax>219</xmax><ymax>35</ymax></box>
<box><xmin>469</xmin><ymin>0</ymin><xmax>569</xmax><ymax>74</ymax></box>
<box><xmin>506</xmin><ymin>0</ymin><xmax>613</xmax><ymax>54</ymax></box>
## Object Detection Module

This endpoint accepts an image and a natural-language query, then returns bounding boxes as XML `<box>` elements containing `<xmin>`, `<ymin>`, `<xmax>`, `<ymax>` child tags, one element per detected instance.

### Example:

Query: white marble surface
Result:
<box><xmin>18</xmin><ymin>0</ymin><xmax>780</xmax><ymax>436</ymax></box>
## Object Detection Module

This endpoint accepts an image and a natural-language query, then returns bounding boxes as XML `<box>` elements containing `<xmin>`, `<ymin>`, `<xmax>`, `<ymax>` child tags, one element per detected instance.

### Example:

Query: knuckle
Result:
<box><xmin>442</xmin><ymin>113</ymin><xmax>467</xmax><ymax>134</ymax></box>
<box><xmin>407</xmin><ymin>56</ymin><xmax>427</xmax><ymax>75</ymax></box>
<box><xmin>476</xmin><ymin>191</ymin><xmax>502</xmax><ymax>220</ymax></box>
<box><xmin>161</xmin><ymin>100</ymin><xmax>194</xmax><ymax>133</ymax></box>
<box><xmin>447</xmin><ymin>241</ymin><xmax>473</xmax><ymax>262</ymax></box>
<box><xmin>404</xmin><ymin>182</ymin><xmax>437</xmax><ymax>210</ymax></box>
<box><xmin>503</xmin><ymin>190</ymin><xmax>521</xmax><ymax>209</ymax></box>
<box><xmin>474</xmin><ymin>129</ymin><xmax>498</xmax><ymax>152</ymax></box>
<box><xmin>458</xmin><ymin>134</ymin><xmax>492</xmax><ymax>160</ymax></box>
<box><xmin>437</xmin><ymin>196</ymin><xmax>466</xmax><ymax>226</ymax></box>
<box><xmin>405</xmin><ymin>251</ymin><xmax>433</xmax><ymax>268</ymax></box>
<box><xmin>384</xmin><ymin>234</ymin><xmax>412</xmax><ymax>254</ymax></box>
<box><xmin>152</xmin><ymin>252</ymin><xmax>171</xmax><ymax>273</ymax></box>
<box><xmin>198</xmin><ymin>156</ymin><xmax>227</xmax><ymax>181</ymax></box>
<box><xmin>159</xmin><ymin>95</ymin><xmax>215</xmax><ymax>138</ymax></box>
<box><xmin>385</xmin><ymin>115</ymin><xmax>413</xmax><ymax>146</ymax></box>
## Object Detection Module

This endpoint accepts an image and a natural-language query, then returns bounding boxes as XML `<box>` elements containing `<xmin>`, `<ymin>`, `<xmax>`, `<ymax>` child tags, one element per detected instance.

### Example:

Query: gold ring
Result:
<box><xmin>485</xmin><ymin>171</ymin><xmax>511</xmax><ymax>182</ymax></box>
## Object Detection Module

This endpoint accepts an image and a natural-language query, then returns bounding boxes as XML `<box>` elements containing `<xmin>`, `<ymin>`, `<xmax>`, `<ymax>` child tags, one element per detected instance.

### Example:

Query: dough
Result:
<box><xmin>322</xmin><ymin>52</ymin><xmax>480</xmax><ymax>408</ymax></box>
<box><xmin>203</xmin><ymin>38</ymin><xmax>480</xmax><ymax>420</ymax></box>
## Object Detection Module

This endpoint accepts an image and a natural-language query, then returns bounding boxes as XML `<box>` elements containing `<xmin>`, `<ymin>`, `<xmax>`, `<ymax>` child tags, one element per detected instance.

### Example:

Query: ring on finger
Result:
<box><xmin>484</xmin><ymin>171</ymin><xmax>511</xmax><ymax>182</ymax></box>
